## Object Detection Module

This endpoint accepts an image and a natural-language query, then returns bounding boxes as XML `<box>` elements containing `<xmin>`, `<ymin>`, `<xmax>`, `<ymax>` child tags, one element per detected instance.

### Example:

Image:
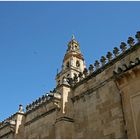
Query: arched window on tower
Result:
<box><xmin>76</xmin><ymin>60</ymin><xmax>80</xmax><ymax>67</ymax></box>
<box><xmin>66</xmin><ymin>61</ymin><xmax>70</xmax><ymax>68</ymax></box>
<box><xmin>67</xmin><ymin>74</ymin><xmax>70</xmax><ymax>78</ymax></box>
<box><xmin>58</xmin><ymin>80</ymin><xmax>60</xmax><ymax>85</ymax></box>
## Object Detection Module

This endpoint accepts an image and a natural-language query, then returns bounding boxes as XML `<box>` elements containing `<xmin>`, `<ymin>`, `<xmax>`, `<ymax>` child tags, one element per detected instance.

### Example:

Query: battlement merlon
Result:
<box><xmin>25</xmin><ymin>90</ymin><xmax>61</xmax><ymax>114</ymax></box>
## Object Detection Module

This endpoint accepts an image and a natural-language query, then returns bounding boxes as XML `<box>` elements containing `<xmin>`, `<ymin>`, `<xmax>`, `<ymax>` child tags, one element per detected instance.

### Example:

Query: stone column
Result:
<box><xmin>55</xmin><ymin>83</ymin><xmax>74</xmax><ymax>138</ymax></box>
<box><xmin>14</xmin><ymin>105</ymin><xmax>25</xmax><ymax>138</ymax></box>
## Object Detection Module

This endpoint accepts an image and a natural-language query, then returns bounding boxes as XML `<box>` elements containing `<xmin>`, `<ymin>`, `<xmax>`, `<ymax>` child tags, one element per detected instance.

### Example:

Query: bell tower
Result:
<box><xmin>56</xmin><ymin>35</ymin><xmax>86</xmax><ymax>86</ymax></box>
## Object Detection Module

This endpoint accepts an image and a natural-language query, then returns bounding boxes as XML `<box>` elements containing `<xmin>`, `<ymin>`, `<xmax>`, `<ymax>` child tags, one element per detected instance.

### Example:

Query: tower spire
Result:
<box><xmin>72</xmin><ymin>34</ymin><xmax>75</xmax><ymax>40</ymax></box>
<box><xmin>56</xmin><ymin>35</ymin><xmax>86</xmax><ymax>86</ymax></box>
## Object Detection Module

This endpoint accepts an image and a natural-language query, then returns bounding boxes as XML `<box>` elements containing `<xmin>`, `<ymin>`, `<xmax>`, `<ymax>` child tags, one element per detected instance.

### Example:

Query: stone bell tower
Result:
<box><xmin>56</xmin><ymin>35</ymin><xmax>86</xmax><ymax>86</ymax></box>
<box><xmin>55</xmin><ymin>35</ymin><xmax>86</xmax><ymax>138</ymax></box>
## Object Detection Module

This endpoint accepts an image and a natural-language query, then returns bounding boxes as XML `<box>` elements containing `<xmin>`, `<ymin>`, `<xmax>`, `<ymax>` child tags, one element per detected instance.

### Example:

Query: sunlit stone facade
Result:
<box><xmin>0</xmin><ymin>31</ymin><xmax>140</xmax><ymax>138</ymax></box>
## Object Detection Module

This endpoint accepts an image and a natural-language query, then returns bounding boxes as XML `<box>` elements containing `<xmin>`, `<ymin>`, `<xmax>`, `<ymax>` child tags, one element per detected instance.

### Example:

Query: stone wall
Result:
<box><xmin>0</xmin><ymin>113</ymin><xmax>18</xmax><ymax>139</ymax></box>
<box><xmin>71</xmin><ymin>41</ymin><xmax>140</xmax><ymax>138</ymax></box>
<box><xmin>24</xmin><ymin>100</ymin><xmax>57</xmax><ymax>138</ymax></box>
<box><xmin>115</xmin><ymin>62</ymin><xmax>140</xmax><ymax>138</ymax></box>
<box><xmin>0</xmin><ymin>125</ymin><xmax>14</xmax><ymax>139</ymax></box>
<box><xmin>0</xmin><ymin>32</ymin><xmax>140</xmax><ymax>139</ymax></box>
<box><xmin>72</xmin><ymin>77</ymin><xmax>126</xmax><ymax>138</ymax></box>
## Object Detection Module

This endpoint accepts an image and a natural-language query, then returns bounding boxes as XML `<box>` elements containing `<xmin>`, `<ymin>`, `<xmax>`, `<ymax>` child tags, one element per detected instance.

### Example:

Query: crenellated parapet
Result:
<box><xmin>65</xmin><ymin>31</ymin><xmax>140</xmax><ymax>87</ymax></box>
<box><xmin>26</xmin><ymin>88</ymin><xmax>61</xmax><ymax>113</ymax></box>
<box><xmin>0</xmin><ymin>89</ymin><xmax>62</xmax><ymax>131</ymax></box>
<box><xmin>0</xmin><ymin>104</ymin><xmax>24</xmax><ymax>131</ymax></box>
<box><xmin>1</xmin><ymin>31</ymin><xmax>140</xmax><ymax>139</ymax></box>
<box><xmin>0</xmin><ymin>113</ymin><xmax>16</xmax><ymax>130</ymax></box>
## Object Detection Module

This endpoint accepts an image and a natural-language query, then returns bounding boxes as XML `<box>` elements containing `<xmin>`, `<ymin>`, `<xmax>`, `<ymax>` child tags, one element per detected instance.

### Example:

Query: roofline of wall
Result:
<box><xmin>72</xmin><ymin>42</ymin><xmax>140</xmax><ymax>89</ymax></box>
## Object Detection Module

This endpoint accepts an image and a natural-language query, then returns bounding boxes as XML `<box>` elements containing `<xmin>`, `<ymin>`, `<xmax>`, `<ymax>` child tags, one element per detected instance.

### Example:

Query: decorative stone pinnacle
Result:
<box><xmin>120</xmin><ymin>42</ymin><xmax>127</xmax><ymax>52</ymax></box>
<box><xmin>94</xmin><ymin>60</ymin><xmax>100</xmax><ymax>70</ymax></box>
<box><xmin>89</xmin><ymin>64</ymin><xmax>94</xmax><ymax>74</ymax></box>
<box><xmin>127</xmin><ymin>37</ymin><xmax>135</xmax><ymax>47</ymax></box>
<box><xmin>100</xmin><ymin>56</ymin><xmax>106</xmax><ymax>66</ymax></box>
<box><xmin>18</xmin><ymin>104</ymin><xmax>24</xmax><ymax>113</ymax></box>
<box><xmin>26</xmin><ymin>105</ymin><xmax>29</xmax><ymax>111</ymax></box>
<box><xmin>83</xmin><ymin>68</ymin><xmax>88</xmax><ymax>77</ymax></box>
<box><xmin>135</xmin><ymin>31</ymin><xmax>140</xmax><ymax>42</ymax></box>
<box><xmin>113</xmin><ymin>47</ymin><xmax>119</xmax><ymax>57</ymax></box>
<box><xmin>106</xmin><ymin>51</ymin><xmax>113</xmax><ymax>61</ymax></box>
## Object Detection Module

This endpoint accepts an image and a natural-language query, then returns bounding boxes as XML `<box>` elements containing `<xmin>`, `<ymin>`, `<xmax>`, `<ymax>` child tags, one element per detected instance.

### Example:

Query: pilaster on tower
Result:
<box><xmin>56</xmin><ymin>35</ymin><xmax>86</xmax><ymax>86</ymax></box>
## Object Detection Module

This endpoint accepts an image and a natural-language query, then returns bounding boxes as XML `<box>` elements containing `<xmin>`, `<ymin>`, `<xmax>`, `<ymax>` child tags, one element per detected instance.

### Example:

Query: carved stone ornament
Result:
<box><xmin>127</xmin><ymin>37</ymin><xmax>135</xmax><ymax>47</ymax></box>
<box><xmin>18</xmin><ymin>104</ymin><xmax>24</xmax><ymax>113</ymax></box>
<box><xmin>100</xmin><ymin>56</ymin><xmax>106</xmax><ymax>66</ymax></box>
<box><xmin>89</xmin><ymin>64</ymin><xmax>94</xmax><ymax>73</ymax></box>
<box><xmin>120</xmin><ymin>42</ymin><xmax>127</xmax><ymax>52</ymax></box>
<box><xmin>83</xmin><ymin>68</ymin><xmax>88</xmax><ymax>77</ymax></box>
<box><xmin>113</xmin><ymin>47</ymin><xmax>119</xmax><ymax>57</ymax></box>
<box><xmin>135</xmin><ymin>31</ymin><xmax>140</xmax><ymax>42</ymax></box>
<box><xmin>106</xmin><ymin>51</ymin><xmax>113</xmax><ymax>61</ymax></box>
<box><xmin>94</xmin><ymin>60</ymin><xmax>100</xmax><ymax>69</ymax></box>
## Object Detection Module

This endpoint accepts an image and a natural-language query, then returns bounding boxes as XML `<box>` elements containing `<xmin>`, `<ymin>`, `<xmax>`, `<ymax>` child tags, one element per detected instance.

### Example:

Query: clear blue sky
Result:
<box><xmin>0</xmin><ymin>1</ymin><xmax>140</xmax><ymax>121</ymax></box>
